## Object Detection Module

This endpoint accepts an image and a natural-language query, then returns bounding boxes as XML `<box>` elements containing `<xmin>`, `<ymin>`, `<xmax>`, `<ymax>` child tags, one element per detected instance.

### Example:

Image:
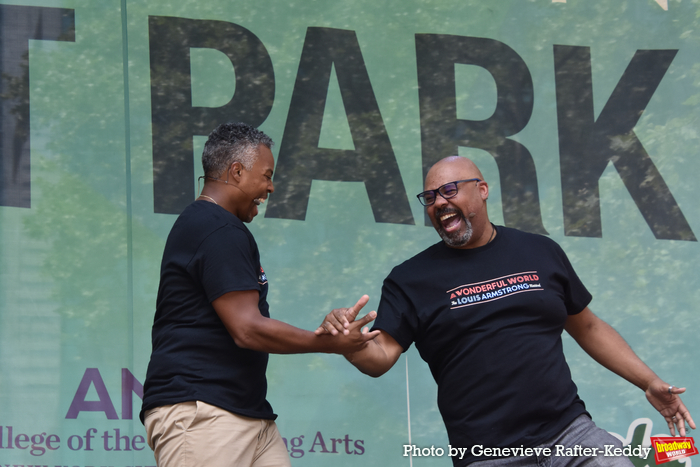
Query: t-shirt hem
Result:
<box><xmin>139</xmin><ymin>398</ymin><xmax>277</xmax><ymax>425</ymax></box>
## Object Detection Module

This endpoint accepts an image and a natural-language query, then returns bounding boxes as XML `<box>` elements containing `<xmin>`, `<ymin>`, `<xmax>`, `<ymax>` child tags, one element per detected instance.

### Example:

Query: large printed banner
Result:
<box><xmin>0</xmin><ymin>0</ymin><xmax>698</xmax><ymax>465</ymax></box>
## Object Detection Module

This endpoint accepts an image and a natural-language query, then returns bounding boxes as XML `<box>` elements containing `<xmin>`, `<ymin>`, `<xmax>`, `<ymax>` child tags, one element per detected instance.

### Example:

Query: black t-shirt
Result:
<box><xmin>374</xmin><ymin>226</ymin><xmax>591</xmax><ymax>465</ymax></box>
<box><xmin>140</xmin><ymin>200</ymin><xmax>275</xmax><ymax>423</ymax></box>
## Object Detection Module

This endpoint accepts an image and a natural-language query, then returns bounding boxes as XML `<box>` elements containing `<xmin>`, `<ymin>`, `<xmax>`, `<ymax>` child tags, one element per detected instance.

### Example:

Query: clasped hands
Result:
<box><xmin>315</xmin><ymin>295</ymin><xmax>378</xmax><ymax>345</ymax></box>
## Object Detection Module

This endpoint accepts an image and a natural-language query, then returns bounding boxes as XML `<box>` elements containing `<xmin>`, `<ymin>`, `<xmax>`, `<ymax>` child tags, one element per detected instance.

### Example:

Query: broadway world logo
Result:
<box><xmin>650</xmin><ymin>436</ymin><xmax>698</xmax><ymax>464</ymax></box>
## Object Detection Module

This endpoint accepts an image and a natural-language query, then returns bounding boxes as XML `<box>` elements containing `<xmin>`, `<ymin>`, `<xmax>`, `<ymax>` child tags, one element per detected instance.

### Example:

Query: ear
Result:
<box><xmin>478</xmin><ymin>181</ymin><xmax>490</xmax><ymax>201</ymax></box>
<box><xmin>229</xmin><ymin>162</ymin><xmax>244</xmax><ymax>182</ymax></box>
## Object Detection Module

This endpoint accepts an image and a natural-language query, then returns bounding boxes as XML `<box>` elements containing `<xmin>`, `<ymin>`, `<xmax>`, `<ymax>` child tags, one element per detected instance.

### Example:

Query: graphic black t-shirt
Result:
<box><xmin>140</xmin><ymin>200</ymin><xmax>274</xmax><ymax>422</ymax></box>
<box><xmin>374</xmin><ymin>226</ymin><xmax>591</xmax><ymax>465</ymax></box>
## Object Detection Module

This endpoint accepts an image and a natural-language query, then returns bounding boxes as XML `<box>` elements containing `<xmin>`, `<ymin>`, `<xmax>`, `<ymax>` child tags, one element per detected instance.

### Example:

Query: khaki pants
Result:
<box><xmin>144</xmin><ymin>401</ymin><xmax>291</xmax><ymax>467</ymax></box>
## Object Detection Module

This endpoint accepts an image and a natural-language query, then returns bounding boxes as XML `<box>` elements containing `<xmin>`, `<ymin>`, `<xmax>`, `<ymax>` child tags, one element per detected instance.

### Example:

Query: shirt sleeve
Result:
<box><xmin>551</xmin><ymin>240</ymin><xmax>592</xmax><ymax>315</ymax></box>
<box><xmin>373</xmin><ymin>272</ymin><xmax>420</xmax><ymax>352</ymax></box>
<box><xmin>191</xmin><ymin>224</ymin><xmax>261</xmax><ymax>303</ymax></box>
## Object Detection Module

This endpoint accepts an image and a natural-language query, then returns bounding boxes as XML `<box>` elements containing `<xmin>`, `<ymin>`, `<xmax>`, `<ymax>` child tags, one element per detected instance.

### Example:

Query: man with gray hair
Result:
<box><xmin>141</xmin><ymin>122</ymin><xmax>378</xmax><ymax>467</ymax></box>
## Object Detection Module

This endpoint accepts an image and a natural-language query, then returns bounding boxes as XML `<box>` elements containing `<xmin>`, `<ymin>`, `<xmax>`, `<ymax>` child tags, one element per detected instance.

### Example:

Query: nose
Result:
<box><xmin>268</xmin><ymin>179</ymin><xmax>275</xmax><ymax>194</ymax></box>
<box><xmin>433</xmin><ymin>192</ymin><xmax>449</xmax><ymax>209</ymax></box>
<box><xmin>427</xmin><ymin>192</ymin><xmax>447</xmax><ymax>219</ymax></box>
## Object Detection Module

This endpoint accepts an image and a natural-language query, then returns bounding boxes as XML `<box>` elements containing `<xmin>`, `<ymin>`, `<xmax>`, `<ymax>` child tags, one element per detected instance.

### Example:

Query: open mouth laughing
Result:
<box><xmin>435</xmin><ymin>207</ymin><xmax>472</xmax><ymax>247</ymax></box>
<box><xmin>439</xmin><ymin>210</ymin><xmax>462</xmax><ymax>233</ymax></box>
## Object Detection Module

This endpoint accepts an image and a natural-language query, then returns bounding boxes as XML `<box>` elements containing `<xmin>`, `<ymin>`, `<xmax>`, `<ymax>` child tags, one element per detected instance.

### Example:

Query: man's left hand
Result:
<box><xmin>646</xmin><ymin>379</ymin><xmax>696</xmax><ymax>436</ymax></box>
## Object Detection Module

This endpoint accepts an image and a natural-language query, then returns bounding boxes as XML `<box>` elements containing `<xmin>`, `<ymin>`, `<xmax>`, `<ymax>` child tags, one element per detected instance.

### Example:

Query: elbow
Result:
<box><xmin>222</xmin><ymin>311</ymin><xmax>275</xmax><ymax>352</ymax></box>
<box><xmin>232</xmin><ymin>333</ymin><xmax>254</xmax><ymax>350</ymax></box>
<box><xmin>352</xmin><ymin>362</ymin><xmax>391</xmax><ymax>378</ymax></box>
<box><xmin>230</xmin><ymin>326</ymin><xmax>262</xmax><ymax>351</ymax></box>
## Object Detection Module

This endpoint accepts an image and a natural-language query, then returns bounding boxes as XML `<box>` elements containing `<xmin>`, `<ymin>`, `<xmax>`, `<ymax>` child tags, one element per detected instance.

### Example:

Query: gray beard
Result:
<box><xmin>436</xmin><ymin>208</ymin><xmax>473</xmax><ymax>248</ymax></box>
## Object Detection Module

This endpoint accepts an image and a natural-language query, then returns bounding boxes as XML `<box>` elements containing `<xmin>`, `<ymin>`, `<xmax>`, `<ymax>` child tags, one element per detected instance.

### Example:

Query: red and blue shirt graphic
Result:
<box><xmin>448</xmin><ymin>271</ymin><xmax>542</xmax><ymax>309</ymax></box>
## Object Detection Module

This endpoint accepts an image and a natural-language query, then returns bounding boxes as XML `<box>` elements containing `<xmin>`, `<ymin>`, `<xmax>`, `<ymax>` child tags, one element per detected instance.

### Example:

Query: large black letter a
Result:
<box><xmin>265</xmin><ymin>28</ymin><xmax>413</xmax><ymax>225</ymax></box>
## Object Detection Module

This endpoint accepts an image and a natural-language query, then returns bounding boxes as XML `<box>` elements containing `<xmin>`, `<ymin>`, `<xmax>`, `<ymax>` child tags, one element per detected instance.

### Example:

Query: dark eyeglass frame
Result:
<box><xmin>416</xmin><ymin>178</ymin><xmax>481</xmax><ymax>206</ymax></box>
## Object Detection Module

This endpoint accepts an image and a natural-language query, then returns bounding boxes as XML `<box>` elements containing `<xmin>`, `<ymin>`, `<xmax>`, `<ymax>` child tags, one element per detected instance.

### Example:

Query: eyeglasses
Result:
<box><xmin>416</xmin><ymin>178</ymin><xmax>481</xmax><ymax>206</ymax></box>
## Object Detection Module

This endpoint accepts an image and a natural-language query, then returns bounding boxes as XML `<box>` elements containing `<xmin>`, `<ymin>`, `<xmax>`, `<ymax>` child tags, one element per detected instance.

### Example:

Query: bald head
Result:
<box><xmin>425</xmin><ymin>156</ymin><xmax>484</xmax><ymax>191</ymax></box>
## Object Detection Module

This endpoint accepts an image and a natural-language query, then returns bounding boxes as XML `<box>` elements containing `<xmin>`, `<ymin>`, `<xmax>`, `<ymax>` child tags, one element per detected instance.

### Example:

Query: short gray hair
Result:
<box><xmin>202</xmin><ymin>122</ymin><xmax>274</xmax><ymax>178</ymax></box>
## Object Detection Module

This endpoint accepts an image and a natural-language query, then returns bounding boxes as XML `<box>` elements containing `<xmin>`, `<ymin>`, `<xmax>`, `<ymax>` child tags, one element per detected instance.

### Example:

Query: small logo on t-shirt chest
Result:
<box><xmin>259</xmin><ymin>266</ymin><xmax>268</xmax><ymax>285</ymax></box>
<box><xmin>447</xmin><ymin>271</ymin><xmax>542</xmax><ymax>309</ymax></box>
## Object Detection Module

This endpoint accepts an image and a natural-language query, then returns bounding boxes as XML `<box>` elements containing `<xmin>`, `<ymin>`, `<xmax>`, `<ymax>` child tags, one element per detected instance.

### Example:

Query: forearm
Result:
<box><xmin>231</xmin><ymin>315</ymin><xmax>342</xmax><ymax>354</ymax></box>
<box><xmin>588</xmin><ymin>328</ymin><xmax>657</xmax><ymax>388</ymax></box>
<box><xmin>344</xmin><ymin>334</ymin><xmax>401</xmax><ymax>377</ymax></box>
<box><xmin>567</xmin><ymin>308</ymin><xmax>695</xmax><ymax>436</ymax></box>
<box><xmin>213</xmin><ymin>290</ymin><xmax>378</xmax><ymax>355</ymax></box>
<box><xmin>567</xmin><ymin>311</ymin><xmax>659</xmax><ymax>390</ymax></box>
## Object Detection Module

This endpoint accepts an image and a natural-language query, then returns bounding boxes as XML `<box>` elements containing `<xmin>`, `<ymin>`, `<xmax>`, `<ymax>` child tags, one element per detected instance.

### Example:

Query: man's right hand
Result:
<box><xmin>326</xmin><ymin>309</ymin><xmax>380</xmax><ymax>354</ymax></box>
<box><xmin>314</xmin><ymin>294</ymin><xmax>402</xmax><ymax>376</ymax></box>
<box><xmin>315</xmin><ymin>294</ymin><xmax>371</xmax><ymax>336</ymax></box>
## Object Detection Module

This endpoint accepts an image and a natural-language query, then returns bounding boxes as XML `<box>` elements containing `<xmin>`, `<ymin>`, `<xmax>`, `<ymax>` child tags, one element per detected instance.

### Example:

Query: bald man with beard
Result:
<box><xmin>318</xmin><ymin>156</ymin><xmax>695</xmax><ymax>467</ymax></box>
